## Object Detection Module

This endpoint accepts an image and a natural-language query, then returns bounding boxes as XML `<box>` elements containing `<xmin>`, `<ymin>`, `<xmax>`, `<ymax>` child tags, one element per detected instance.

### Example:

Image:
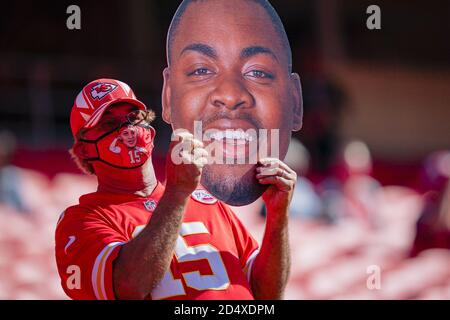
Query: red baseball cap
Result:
<box><xmin>70</xmin><ymin>78</ymin><xmax>147</xmax><ymax>137</ymax></box>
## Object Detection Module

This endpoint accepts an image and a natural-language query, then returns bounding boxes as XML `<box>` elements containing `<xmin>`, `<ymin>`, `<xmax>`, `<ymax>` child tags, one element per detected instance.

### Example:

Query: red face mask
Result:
<box><xmin>79</xmin><ymin>124</ymin><xmax>155</xmax><ymax>169</ymax></box>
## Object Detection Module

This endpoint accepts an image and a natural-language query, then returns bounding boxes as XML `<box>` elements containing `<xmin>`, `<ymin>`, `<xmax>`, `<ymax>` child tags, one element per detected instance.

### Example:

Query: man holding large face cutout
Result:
<box><xmin>56</xmin><ymin>0</ymin><xmax>301</xmax><ymax>301</ymax></box>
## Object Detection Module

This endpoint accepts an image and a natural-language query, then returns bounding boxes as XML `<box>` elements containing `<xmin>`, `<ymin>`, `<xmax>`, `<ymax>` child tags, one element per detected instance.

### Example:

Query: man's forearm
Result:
<box><xmin>250</xmin><ymin>210</ymin><xmax>291</xmax><ymax>300</ymax></box>
<box><xmin>113</xmin><ymin>190</ymin><xmax>189</xmax><ymax>299</ymax></box>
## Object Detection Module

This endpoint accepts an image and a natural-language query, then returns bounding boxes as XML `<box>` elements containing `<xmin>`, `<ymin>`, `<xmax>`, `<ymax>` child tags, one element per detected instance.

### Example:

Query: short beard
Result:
<box><xmin>201</xmin><ymin>164</ymin><xmax>268</xmax><ymax>206</ymax></box>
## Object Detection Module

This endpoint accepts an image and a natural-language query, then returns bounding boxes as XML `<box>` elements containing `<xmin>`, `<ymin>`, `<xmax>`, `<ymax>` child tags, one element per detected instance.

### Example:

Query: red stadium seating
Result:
<box><xmin>1</xmin><ymin>167</ymin><xmax>449</xmax><ymax>300</ymax></box>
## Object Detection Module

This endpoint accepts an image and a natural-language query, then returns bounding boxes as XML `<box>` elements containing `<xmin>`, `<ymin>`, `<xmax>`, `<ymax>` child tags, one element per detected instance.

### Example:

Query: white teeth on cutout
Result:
<box><xmin>208</xmin><ymin>130</ymin><xmax>254</xmax><ymax>142</ymax></box>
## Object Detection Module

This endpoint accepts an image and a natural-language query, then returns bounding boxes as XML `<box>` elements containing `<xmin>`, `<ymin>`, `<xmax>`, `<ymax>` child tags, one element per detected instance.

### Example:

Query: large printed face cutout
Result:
<box><xmin>162</xmin><ymin>0</ymin><xmax>302</xmax><ymax>205</ymax></box>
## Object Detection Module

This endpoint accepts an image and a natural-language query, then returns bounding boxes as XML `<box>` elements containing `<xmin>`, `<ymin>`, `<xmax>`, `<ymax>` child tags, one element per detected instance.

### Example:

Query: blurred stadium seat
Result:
<box><xmin>1</xmin><ymin>165</ymin><xmax>449</xmax><ymax>300</ymax></box>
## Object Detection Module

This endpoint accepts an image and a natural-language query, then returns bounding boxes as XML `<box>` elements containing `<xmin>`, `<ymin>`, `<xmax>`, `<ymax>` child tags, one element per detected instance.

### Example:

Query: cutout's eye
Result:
<box><xmin>188</xmin><ymin>68</ymin><xmax>213</xmax><ymax>76</ymax></box>
<box><xmin>244</xmin><ymin>70</ymin><xmax>274</xmax><ymax>79</ymax></box>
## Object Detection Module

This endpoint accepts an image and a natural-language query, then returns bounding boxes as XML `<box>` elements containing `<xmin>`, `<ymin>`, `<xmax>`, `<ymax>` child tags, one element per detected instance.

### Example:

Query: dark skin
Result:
<box><xmin>162</xmin><ymin>0</ymin><xmax>302</xmax><ymax>299</ymax></box>
<box><xmin>163</xmin><ymin>0</ymin><xmax>302</xmax><ymax>207</ymax></box>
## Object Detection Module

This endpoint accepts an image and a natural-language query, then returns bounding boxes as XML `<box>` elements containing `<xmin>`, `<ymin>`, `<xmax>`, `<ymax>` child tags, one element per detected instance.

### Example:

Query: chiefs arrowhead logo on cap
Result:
<box><xmin>70</xmin><ymin>78</ymin><xmax>148</xmax><ymax>137</ymax></box>
<box><xmin>191</xmin><ymin>189</ymin><xmax>217</xmax><ymax>204</ymax></box>
<box><xmin>90</xmin><ymin>83</ymin><xmax>118</xmax><ymax>100</ymax></box>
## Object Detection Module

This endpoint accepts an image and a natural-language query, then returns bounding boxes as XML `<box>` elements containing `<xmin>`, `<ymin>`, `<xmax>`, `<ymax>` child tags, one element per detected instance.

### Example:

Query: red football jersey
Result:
<box><xmin>55</xmin><ymin>182</ymin><xmax>259</xmax><ymax>300</ymax></box>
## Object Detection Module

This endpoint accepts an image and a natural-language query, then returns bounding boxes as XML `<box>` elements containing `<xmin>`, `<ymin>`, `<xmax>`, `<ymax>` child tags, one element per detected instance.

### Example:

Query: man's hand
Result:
<box><xmin>250</xmin><ymin>157</ymin><xmax>295</xmax><ymax>299</ymax></box>
<box><xmin>165</xmin><ymin>131</ymin><xmax>208</xmax><ymax>196</ymax></box>
<box><xmin>256</xmin><ymin>158</ymin><xmax>297</xmax><ymax>215</ymax></box>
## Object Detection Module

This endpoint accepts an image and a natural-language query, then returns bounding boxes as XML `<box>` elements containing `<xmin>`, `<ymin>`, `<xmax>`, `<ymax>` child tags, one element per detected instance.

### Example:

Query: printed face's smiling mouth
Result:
<box><xmin>205</xmin><ymin>130</ymin><xmax>254</xmax><ymax>143</ymax></box>
<box><xmin>182</xmin><ymin>119</ymin><xmax>279</xmax><ymax>164</ymax></box>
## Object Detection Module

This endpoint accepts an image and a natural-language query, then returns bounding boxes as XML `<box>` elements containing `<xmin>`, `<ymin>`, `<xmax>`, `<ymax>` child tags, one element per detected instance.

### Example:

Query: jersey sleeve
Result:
<box><xmin>55</xmin><ymin>207</ymin><xmax>127</xmax><ymax>300</ymax></box>
<box><xmin>219</xmin><ymin>202</ymin><xmax>260</xmax><ymax>282</ymax></box>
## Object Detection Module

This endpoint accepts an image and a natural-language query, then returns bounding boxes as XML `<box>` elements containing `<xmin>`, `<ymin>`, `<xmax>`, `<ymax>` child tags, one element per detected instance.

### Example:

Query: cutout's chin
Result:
<box><xmin>201</xmin><ymin>164</ymin><xmax>268</xmax><ymax>206</ymax></box>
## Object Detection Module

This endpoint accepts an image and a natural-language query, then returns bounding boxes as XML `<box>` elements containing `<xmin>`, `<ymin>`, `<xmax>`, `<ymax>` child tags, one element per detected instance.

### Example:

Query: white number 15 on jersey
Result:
<box><xmin>133</xmin><ymin>221</ymin><xmax>230</xmax><ymax>299</ymax></box>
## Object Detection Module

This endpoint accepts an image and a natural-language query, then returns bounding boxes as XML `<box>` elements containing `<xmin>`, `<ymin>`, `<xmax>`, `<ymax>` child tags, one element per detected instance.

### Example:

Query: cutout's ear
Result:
<box><xmin>290</xmin><ymin>72</ymin><xmax>303</xmax><ymax>131</ymax></box>
<box><xmin>162</xmin><ymin>67</ymin><xmax>172</xmax><ymax>125</ymax></box>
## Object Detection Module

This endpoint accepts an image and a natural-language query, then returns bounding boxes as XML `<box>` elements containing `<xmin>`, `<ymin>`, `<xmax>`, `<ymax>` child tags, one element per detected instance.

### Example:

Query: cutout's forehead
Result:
<box><xmin>171</xmin><ymin>0</ymin><xmax>285</xmax><ymax>61</ymax></box>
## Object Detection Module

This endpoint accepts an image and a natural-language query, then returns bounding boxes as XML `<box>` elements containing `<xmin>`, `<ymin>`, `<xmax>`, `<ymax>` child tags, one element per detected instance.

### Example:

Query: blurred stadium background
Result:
<box><xmin>0</xmin><ymin>0</ymin><xmax>449</xmax><ymax>299</ymax></box>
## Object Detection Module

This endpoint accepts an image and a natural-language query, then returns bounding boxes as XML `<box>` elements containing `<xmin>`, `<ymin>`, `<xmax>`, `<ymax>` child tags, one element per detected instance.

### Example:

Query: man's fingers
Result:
<box><xmin>173</xmin><ymin>130</ymin><xmax>193</xmax><ymax>142</ymax></box>
<box><xmin>193</xmin><ymin>147</ymin><xmax>208</xmax><ymax>160</ymax></box>
<box><xmin>258</xmin><ymin>158</ymin><xmax>296</xmax><ymax>176</ymax></box>
<box><xmin>179</xmin><ymin>150</ymin><xmax>193</xmax><ymax>164</ymax></box>
<box><xmin>191</xmin><ymin>138</ymin><xmax>204</xmax><ymax>149</ymax></box>
<box><xmin>256</xmin><ymin>166</ymin><xmax>296</xmax><ymax>181</ymax></box>
<box><xmin>180</xmin><ymin>148</ymin><xmax>208</xmax><ymax>169</ymax></box>
<box><xmin>257</xmin><ymin>175</ymin><xmax>293</xmax><ymax>191</ymax></box>
<box><xmin>172</xmin><ymin>131</ymin><xmax>204</xmax><ymax>148</ymax></box>
<box><xmin>177</xmin><ymin>138</ymin><xmax>204</xmax><ymax>151</ymax></box>
<box><xmin>193</xmin><ymin>157</ymin><xmax>208</xmax><ymax>168</ymax></box>
<box><xmin>180</xmin><ymin>153</ymin><xmax>206</xmax><ymax>170</ymax></box>
<box><xmin>257</xmin><ymin>158</ymin><xmax>296</xmax><ymax>191</ymax></box>
<box><xmin>257</xmin><ymin>166</ymin><xmax>283</xmax><ymax>176</ymax></box>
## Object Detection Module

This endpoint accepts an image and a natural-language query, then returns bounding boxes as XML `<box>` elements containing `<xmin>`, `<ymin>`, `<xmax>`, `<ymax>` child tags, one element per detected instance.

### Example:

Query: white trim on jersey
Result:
<box><xmin>244</xmin><ymin>249</ymin><xmax>260</xmax><ymax>283</ymax></box>
<box><xmin>91</xmin><ymin>241</ymin><xmax>124</xmax><ymax>300</ymax></box>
